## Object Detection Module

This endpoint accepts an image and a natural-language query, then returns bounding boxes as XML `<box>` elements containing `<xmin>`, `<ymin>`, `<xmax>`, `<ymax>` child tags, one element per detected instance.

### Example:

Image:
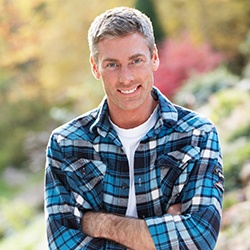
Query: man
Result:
<box><xmin>45</xmin><ymin>6</ymin><xmax>224</xmax><ymax>250</ymax></box>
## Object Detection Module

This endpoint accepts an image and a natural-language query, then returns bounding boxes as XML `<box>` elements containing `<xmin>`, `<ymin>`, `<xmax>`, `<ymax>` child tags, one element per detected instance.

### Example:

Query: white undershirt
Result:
<box><xmin>110</xmin><ymin>106</ymin><xmax>158</xmax><ymax>218</ymax></box>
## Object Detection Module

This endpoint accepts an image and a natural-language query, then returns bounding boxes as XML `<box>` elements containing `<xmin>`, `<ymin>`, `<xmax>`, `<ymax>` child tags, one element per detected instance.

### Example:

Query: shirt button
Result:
<box><xmin>82</xmin><ymin>168</ymin><xmax>86</xmax><ymax>175</ymax></box>
<box><xmin>121</xmin><ymin>183</ymin><xmax>129</xmax><ymax>189</ymax></box>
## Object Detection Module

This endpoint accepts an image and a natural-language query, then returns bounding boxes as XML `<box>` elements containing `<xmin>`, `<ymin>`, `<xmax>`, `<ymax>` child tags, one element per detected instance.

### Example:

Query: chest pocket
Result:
<box><xmin>158</xmin><ymin>145</ymin><xmax>200</xmax><ymax>208</ymax></box>
<box><xmin>63</xmin><ymin>158</ymin><xmax>107</xmax><ymax>210</ymax></box>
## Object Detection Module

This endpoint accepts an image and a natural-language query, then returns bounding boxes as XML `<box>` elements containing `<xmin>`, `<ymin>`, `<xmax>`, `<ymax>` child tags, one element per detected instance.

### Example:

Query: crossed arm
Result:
<box><xmin>46</xmin><ymin>128</ymin><xmax>223</xmax><ymax>249</ymax></box>
<box><xmin>81</xmin><ymin>204</ymin><xmax>182</xmax><ymax>250</ymax></box>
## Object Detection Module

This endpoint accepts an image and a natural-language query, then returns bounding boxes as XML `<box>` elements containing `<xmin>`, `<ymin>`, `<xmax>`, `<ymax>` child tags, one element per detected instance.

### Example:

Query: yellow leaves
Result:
<box><xmin>156</xmin><ymin>0</ymin><xmax>250</xmax><ymax>57</ymax></box>
<box><xmin>0</xmin><ymin>0</ymin><xmax>42</xmax><ymax>68</ymax></box>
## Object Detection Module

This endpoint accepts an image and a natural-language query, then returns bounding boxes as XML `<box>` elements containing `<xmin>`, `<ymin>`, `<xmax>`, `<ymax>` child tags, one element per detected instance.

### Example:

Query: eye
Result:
<box><xmin>107</xmin><ymin>63</ymin><xmax>116</xmax><ymax>68</ymax></box>
<box><xmin>135</xmin><ymin>59</ymin><xmax>141</xmax><ymax>63</ymax></box>
<box><xmin>131</xmin><ymin>58</ymin><xmax>143</xmax><ymax>65</ymax></box>
<box><xmin>106</xmin><ymin>62</ymin><xmax>119</xmax><ymax>68</ymax></box>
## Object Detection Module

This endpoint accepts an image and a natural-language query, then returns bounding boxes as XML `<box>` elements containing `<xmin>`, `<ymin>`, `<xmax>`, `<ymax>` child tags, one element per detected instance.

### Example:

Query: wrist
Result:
<box><xmin>96</xmin><ymin>212</ymin><xmax>108</xmax><ymax>238</ymax></box>
<box><xmin>81</xmin><ymin>211</ymin><xmax>106</xmax><ymax>238</ymax></box>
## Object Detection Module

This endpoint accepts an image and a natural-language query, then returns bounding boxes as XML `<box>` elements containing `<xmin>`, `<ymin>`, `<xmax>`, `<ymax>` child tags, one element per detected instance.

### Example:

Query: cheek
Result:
<box><xmin>139</xmin><ymin>67</ymin><xmax>154</xmax><ymax>81</ymax></box>
<box><xmin>101</xmin><ymin>74</ymin><xmax>117</xmax><ymax>94</ymax></box>
<box><xmin>101</xmin><ymin>70</ymin><xmax>119</xmax><ymax>84</ymax></box>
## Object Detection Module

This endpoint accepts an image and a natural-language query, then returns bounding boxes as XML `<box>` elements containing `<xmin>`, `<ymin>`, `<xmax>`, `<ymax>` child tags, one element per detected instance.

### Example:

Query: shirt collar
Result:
<box><xmin>89</xmin><ymin>97</ymin><xmax>111</xmax><ymax>136</ymax></box>
<box><xmin>152</xmin><ymin>87</ymin><xmax>178</xmax><ymax>127</ymax></box>
<box><xmin>90</xmin><ymin>87</ymin><xmax>178</xmax><ymax>136</ymax></box>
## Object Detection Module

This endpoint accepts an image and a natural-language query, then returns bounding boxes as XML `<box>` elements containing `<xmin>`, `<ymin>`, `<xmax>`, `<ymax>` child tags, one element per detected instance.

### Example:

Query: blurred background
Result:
<box><xmin>0</xmin><ymin>0</ymin><xmax>250</xmax><ymax>249</ymax></box>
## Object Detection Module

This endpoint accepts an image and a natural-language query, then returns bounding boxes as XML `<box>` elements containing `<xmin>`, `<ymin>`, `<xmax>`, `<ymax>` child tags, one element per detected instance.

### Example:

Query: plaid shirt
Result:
<box><xmin>45</xmin><ymin>87</ymin><xmax>224</xmax><ymax>250</ymax></box>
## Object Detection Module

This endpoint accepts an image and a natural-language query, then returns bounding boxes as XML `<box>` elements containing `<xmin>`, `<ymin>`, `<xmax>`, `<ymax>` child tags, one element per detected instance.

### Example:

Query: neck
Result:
<box><xmin>109</xmin><ymin>99</ymin><xmax>158</xmax><ymax>129</ymax></box>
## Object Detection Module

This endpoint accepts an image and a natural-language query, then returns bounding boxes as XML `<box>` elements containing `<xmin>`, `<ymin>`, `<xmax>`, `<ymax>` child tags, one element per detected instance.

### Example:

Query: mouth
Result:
<box><xmin>119</xmin><ymin>86</ymin><xmax>139</xmax><ymax>94</ymax></box>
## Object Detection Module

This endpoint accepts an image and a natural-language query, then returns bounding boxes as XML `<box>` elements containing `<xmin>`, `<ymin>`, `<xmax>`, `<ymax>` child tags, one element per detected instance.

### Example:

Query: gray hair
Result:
<box><xmin>88</xmin><ymin>6</ymin><xmax>155</xmax><ymax>63</ymax></box>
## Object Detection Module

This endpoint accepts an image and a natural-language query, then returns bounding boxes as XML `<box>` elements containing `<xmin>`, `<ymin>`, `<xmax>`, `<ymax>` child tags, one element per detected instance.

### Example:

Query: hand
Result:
<box><xmin>166</xmin><ymin>203</ymin><xmax>182</xmax><ymax>215</ymax></box>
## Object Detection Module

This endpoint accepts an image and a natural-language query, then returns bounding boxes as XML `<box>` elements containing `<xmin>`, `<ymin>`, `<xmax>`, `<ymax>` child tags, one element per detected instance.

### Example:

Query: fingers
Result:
<box><xmin>166</xmin><ymin>203</ymin><xmax>182</xmax><ymax>215</ymax></box>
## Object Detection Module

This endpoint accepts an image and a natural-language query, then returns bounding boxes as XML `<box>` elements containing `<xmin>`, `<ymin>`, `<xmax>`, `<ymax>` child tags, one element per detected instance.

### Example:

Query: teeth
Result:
<box><xmin>120</xmin><ymin>87</ymin><xmax>137</xmax><ymax>94</ymax></box>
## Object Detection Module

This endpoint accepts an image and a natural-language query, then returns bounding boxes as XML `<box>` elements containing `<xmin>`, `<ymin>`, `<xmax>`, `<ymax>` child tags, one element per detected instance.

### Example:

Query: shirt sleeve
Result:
<box><xmin>145</xmin><ymin>127</ymin><xmax>224</xmax><ymax>250</ymax></box>
<box><xmin>44</xmin><ymin>133</ymin><xmax>105</xmax><ymax>250</ymax></box>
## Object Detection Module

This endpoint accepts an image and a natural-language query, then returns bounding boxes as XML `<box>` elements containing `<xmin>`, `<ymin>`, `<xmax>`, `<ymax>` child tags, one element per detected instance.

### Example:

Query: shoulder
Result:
<box><xmin>51</xmin><ymin>108</ymin><xmax>99</xmax><ymax>141</ymax></box>
<box><xmin>174</xmin><ymin>104</ymin><xmax>216</xmax><ymax>133</ymax></box>
<box><xmin>155</xmin><ymin>87</ymin><xmax>215</xmax><ymax>134</ymax></box>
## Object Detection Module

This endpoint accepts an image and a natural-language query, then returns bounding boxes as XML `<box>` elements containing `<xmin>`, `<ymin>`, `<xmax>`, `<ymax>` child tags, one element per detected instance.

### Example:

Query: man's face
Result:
<box><xmin>90</xmin><ymin>32</ymin><xmax>159</xmax><ymax>113</ymax></box>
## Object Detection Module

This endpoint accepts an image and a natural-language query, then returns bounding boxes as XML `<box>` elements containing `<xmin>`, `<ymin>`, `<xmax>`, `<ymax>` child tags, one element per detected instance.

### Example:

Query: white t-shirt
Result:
<box><xmin>110</xmin><ymin>106</ymin><xmax>158</xmax><ymax>218</ymax></box>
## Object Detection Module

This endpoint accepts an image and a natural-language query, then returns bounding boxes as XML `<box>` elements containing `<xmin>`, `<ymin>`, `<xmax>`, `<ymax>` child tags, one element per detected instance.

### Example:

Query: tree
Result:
<box><xmin>0</xmin><ymin>0</ymin><xmax>51</xmax><ymax>170</ymax></box>
<box><xmin>155</xmin><ymin>0</ymin><xmax>250</xmax><ymax>74</ymax></box>
<box><xmin>135</xmin><ymin>0</ymin><xmax>165</xmax><ymax>43</ymax></box>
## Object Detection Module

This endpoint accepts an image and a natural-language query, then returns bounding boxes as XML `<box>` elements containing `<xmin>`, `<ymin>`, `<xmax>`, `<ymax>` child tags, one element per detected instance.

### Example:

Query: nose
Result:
<box><xmin>118</xmin><ymin>66</ymin><xmax>134</xmax><ymax>84</ymax></box>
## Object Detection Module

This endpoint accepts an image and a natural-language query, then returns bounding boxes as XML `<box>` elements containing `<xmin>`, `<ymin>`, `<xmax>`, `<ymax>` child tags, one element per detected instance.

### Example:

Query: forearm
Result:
<box><xmin>82</xmin><ymin>212</ymin><xmax>156</xmax><ymax>250</ymax></box>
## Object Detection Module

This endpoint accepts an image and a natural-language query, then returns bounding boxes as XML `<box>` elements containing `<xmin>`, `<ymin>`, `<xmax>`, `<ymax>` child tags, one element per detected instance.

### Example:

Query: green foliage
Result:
<box><xmin>174</xmin><ymin>67</ymin><xmax>239</xmax><ymax>108</ymax></box>
<box><xmin>210</xmin><ymin>87</ymin><xmax>250</xmax><ymax>191</ymax></box>
<box><xmin>0</xmin><ymin>214</ymin><xmax>46</xmax><ymax>250</ymax></box>
<box><xmin>243</xmin><ymin>63</ymin><xmax>250</xmax><ymax>79</ymax></box>
<box><xmin>0</xmin><ymin>97</ymin><xmax>51</xmax><ymax>170</ymax></box>
<box><xmin>135</xmin><ymin>0</ymin><xmax>165</xmax><ymax>42</ymax></box>
<box><xmin>0</xmin><ymin>179</ymin><xmax>19</xmax><ymax>201</ymax></box>
<box><xmin>209</xmin><ymin>88</ymin><xmax>248</xmax><ymax>123</ymax></box>
<box><xmin>207</xmin><ymin>86</ymin><xmax>250</xmax><ymax>191</ymax></box>
<box><xmin>157</xmin><ymin>0</ymin><xmax>250</xmax><ymax>58</ymax></box>
<box><xmin>240</xmin><ymin>31</ymin><xmax>250</xmax><ymax>78</ymax></box>
<box><xmin>0</xmin><ymin>198</ymin><xmax>34</xmax><ymax>238</ymax></box>
<box><xmin>223</xmin><ymin>141</ymin><xmax>250</xmax><ymax>190</ymax></box>
<box><xmin>222</xmin><ymin>191</ymin><xmax>239</xmax><ymax>210</ymax></box>
<box><xmin>228</xmin><ymin>123</ymin><xmax>250</xmax><ymax>142</ymax></box>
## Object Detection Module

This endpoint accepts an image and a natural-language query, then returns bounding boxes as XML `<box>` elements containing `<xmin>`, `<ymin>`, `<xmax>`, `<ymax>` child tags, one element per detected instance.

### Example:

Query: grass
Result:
<box><xmin>0</xmin><ymin>214</ymin><xmax>46</xmax><ymax>250</ymax></box>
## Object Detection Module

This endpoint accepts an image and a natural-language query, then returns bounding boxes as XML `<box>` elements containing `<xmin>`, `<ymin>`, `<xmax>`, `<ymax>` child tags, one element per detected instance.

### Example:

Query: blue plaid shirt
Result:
<box><xmin>45</xmin><ymin>87</ymin><xmax>224</xmax><ymax>249</ymax></box>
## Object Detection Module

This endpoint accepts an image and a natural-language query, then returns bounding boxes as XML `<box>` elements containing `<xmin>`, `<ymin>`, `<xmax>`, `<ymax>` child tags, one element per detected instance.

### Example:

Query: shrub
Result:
<box><xmin>239</xmin><ymin>31</ymin><xmax>250</xmax><ymax>78</ymax></box>
<box><xmin>154</xmin><ymin>33</ymin><xmax>224</xmax><ymax>99</ymax></box>
<box><xmin>174</xmin><ymin>67</ymin><xmax>239</xmax><ymax>108</ymax></box>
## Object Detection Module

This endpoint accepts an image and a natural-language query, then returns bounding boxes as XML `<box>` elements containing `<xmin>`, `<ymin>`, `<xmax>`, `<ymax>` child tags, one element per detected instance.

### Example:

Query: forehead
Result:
<box><xmin>97</xmin><ymin>33</ymin><xmax>150</xmax><ymax>61</ymax></box>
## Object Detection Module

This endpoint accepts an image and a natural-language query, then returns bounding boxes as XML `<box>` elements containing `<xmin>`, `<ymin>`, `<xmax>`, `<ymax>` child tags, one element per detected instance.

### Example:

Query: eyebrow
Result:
<box><xmin>129</xmin><ymin>53</ymin><xmax>145</xmax><ymax>60</ymax></box>
<box><xmin>102</xmin><ymin>53</ymin><xmax>145</xmax><ymax>63</ymax></box>
<box><xmin>102</xmin><ymin>58</ymin><xmax>119</xmax><ymax>63</ymax></box>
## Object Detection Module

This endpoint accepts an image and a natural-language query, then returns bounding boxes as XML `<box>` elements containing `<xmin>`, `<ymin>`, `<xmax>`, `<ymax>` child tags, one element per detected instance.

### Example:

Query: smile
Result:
<box><xmin>120</xmin><ymin>87</ymin><xmax>138</xmax><ymax>94</ymax></box>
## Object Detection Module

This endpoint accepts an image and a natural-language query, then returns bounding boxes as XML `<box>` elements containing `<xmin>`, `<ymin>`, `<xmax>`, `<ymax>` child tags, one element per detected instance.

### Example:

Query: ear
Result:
<box><xmin>90</xmin><ymin>56</ymin><xmax>101</xmax><ymax>79</ymax></box>
<box><xmin>152</xmin><ymin>45</ymin><xmax>160</xmax><ymax>71</ymax></box>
